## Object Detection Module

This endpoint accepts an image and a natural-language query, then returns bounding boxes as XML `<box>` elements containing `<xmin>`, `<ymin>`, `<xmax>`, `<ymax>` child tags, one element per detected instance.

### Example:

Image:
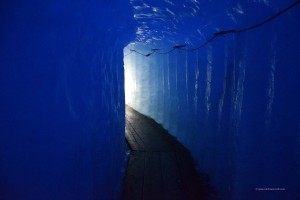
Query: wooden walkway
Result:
<box><xmin>121</xmin><ymin>106</ymin><xmax>214</xmax><ymax>200</ymax></box>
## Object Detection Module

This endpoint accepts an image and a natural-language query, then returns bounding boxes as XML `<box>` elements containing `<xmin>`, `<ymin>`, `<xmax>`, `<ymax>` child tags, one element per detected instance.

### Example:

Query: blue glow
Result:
<box><xmin>126</xmin><ymin>1</ymin><xmax>300</xmax><ymax>199</ymax></box>
<box><xmin>0</xmin><ymin>1</ymin><xmax>134</xmax><ymax>200</ymax></box>
<box><xmin>1</xmin><ymin>0</ymin><xmax>300</xmax><ymax>199</ymax></box>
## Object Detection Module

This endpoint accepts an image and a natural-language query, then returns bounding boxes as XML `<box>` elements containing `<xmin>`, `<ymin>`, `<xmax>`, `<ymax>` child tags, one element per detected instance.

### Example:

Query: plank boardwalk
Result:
<box><xmin>122</xmin><ymin>106</ymin><xmax>215</xmax><ymax>200</ymax></box>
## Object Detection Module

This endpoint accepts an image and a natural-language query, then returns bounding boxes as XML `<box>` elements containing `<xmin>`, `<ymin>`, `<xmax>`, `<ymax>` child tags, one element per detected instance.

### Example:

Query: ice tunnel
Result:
<box><xmin>1</xmin><ymin>0</ymin><xmax>300</xmax><ymax>200</ymax></box>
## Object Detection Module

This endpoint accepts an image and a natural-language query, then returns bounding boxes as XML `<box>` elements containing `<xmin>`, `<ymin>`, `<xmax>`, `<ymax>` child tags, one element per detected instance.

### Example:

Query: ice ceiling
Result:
<box><xmin>132</xmin><ymin>0</ymin><xmax>206</xmax><ymax>44</ymax></box>
<box><xmin>131</xmin><ymin>0</ymin><xmax>257</xmax><ymax>46</ymax></box>
<box><xmin>129</xmin><ymin>0</ymin><xmax>287</xmax><ymax>49</ymax></box>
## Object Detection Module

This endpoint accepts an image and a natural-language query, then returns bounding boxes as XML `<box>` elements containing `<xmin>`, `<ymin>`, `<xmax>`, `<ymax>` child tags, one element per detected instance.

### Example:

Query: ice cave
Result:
<box><xmin>0</xmin><ymin>0</ymin><xmax>300</xmax><ymax>200</ymax></box>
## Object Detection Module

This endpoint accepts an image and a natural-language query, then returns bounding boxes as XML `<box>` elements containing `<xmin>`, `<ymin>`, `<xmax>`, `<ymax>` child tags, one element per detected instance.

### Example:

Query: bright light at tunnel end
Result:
<box><xmin>124</xmin><ymin>47</ymin><xmax>137</xmax><ymax>105</ymax></box>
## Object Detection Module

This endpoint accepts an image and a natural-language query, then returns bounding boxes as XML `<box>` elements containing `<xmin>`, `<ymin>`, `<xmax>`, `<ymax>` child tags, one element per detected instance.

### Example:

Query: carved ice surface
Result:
<box><xmin>0</xmin><ymin>1</ymin><xmax>134</xmax><ymax>200</ymax></box>
<box><xmin>125</xmin><ymin>1</ymin><xmax>300</xmax><ymax>199</ymax></box>
<box><xmin>1</xmin><ymin>0</ymin><xmax>300</xmax><ymax>200</ymax></box>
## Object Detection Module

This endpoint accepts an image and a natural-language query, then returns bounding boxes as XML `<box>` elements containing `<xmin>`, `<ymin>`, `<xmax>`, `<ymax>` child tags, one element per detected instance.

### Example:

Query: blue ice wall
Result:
<box><xmin>125</xmin><ymin>0</ymin><xmax>300</xmax><ymax>199</ymax></box>
<box><xmin>0</xmin><ymin>1</ymin><xmax>133</xmax><ymax>199</ymax></box>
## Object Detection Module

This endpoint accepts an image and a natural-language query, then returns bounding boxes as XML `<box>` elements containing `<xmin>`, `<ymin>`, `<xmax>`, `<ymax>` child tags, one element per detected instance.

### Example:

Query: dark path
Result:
<box><xmin>121</xmin><ymin>106</ymin><xmax>215</xmax><ymax>200</ymax></box>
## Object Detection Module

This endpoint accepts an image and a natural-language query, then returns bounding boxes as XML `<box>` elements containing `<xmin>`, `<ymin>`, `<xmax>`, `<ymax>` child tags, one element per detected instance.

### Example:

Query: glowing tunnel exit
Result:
<box><xmin>124</xmin><ymin>46</ymin><xmax>138</xmax><ymax>105</ymax></box>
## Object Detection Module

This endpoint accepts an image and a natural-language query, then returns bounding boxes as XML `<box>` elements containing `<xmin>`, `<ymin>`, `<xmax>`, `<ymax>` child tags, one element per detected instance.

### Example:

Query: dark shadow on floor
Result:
<box><xmin>122</xmin><ymin>106</ymin><xmax>218</xmax><ymax>200</ymax></box>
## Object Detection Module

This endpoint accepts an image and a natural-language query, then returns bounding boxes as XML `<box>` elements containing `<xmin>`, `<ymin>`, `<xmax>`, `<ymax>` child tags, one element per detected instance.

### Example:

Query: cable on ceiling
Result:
<box><xmin>125</xmin><ymin>0</ymin><xmax>300</xmax><ymax>57</ymax></box>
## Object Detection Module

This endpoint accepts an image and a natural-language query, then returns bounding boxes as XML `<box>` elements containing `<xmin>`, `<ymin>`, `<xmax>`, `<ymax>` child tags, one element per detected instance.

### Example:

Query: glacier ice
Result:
<box><xmin>125</xmin><ymin>0</ymin><xmax>300</xmax><ymax>199</ymax></box>
<box><xmin>1</xmin><ymin>0</ymin><xmax>300</xmax><ymax>199</ymax></box>
<box><xmin>0</xmin><ymin>1</ymin><xmax>134</xmax><ymax>200</ymax></box>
